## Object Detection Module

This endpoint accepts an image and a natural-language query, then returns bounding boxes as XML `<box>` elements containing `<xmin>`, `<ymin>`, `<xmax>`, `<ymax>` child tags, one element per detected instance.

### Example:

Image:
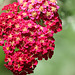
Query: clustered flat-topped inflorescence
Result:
<box><xmin>0</xmin><ymin>0</ymin><xmax>62</xmax><ymax>75</ymax></box>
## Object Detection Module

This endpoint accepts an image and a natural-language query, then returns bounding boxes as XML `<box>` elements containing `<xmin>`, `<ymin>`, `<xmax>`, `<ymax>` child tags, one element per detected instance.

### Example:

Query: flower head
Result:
<box><xmin>0</xmin><ymin>0</ymin><xmax>62</xmax><ymax>75</ymax></box>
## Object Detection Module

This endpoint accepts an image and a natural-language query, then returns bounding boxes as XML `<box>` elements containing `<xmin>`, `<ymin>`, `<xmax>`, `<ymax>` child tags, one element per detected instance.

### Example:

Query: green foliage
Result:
<box><xmin>0</xmin><ymin>0</ymin><xmax>4</xmax><ymax>5</ymax></box>
<box><xmin>15</xmin><ymin>47</ymin><xmax>19</xmax><ymax>51</ymax></box>
<box><xmin>58</xmin><ymin>0</ymin><xmax>72</xmax><ymax>19</ymax></box>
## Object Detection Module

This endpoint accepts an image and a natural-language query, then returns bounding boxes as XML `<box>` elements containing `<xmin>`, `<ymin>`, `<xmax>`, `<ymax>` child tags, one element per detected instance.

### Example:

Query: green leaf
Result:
<box><xmin>15</xmin><ymin>47</ymin><xmax>19</xmax><ymax>51</ymax></box>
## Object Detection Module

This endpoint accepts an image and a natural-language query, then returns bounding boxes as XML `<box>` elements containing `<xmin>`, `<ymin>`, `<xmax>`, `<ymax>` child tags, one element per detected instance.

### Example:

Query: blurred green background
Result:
<box><xmin>0</xmin><ymin>0</ymin><xmax>75</xmax><ymax>75</ymax></box>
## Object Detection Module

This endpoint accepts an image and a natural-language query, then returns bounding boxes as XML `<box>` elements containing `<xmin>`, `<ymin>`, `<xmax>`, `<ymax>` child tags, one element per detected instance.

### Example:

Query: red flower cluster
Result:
<box><xmin>0</xmin><ymin>0</ymin><xmax>62</xmax><ymax>75</ymax></box>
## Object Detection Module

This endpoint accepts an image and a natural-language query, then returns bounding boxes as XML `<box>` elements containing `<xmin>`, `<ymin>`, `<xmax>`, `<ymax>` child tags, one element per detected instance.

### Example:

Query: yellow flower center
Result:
<box><xmin>51</xmin><ymin>7</ymin><xmax>56</xmax><ymax>12</ymax></box>
<box><xmin>23</xmin><ymin>2</ymin><xmax>27</xmax><ymax>7</ymax></box>
<box><xmin>11</xmin><ymin>41</ymin><xmax>14</xmax><ymax>46</ymax></box>
<box><xmin>8</xmin><ymin>58</ymin><xmax>11</xmax><ymax>61</ymax></box>
<box><xmin>15</xmin><ymin>31</ymin><xmax>19</xmax><ymax>34</ymax></box>
<box><xmin>18</xmin><ymin>64</ymin><xmax>20</xmax><ymax>68</ymax></box>
<box><xmin>28</xmin><ymin>4</ymin><xmax>33</xmax><ymax>9</ymax></box>
<box><xmin>50</xmin><ymin>0</ymin><xmax>56</xmax><ymax>3</ymax></box>
<box><xmin>48</xmin><ymin>30</ymin><xmax>51</xmax><ymax>33</ymax></box>
<box><xmin>46</xmin><ymin>12</ymin><xmax>51</xmax><ymax>16</ymax></box>
<box><xmin>15</xmin><ymin>24</ymin><xmax>20</xmax><ymax>28</ymax></box>
<box><xmin>19</xmin><ymin>57</ymin><xmax>22</xmax><ymax>61</ymax></box>
<box><xmin>8</xmin><ymin>22</ymin><xmax>12</xmax><ymax>26</ymax></box>
<box><xmin>37</xmin><ymin>0</ymin><xmax>42</xmax><ymax>2</ymax></box>
<box><xmin>32</xmin><ymin>11</ymin><xmax>37</xmax><ymax>17</ymax></box>
<box><xmin>30</xmin><ymin>31</ymin><xmax>34</xmax><ymax>35</ymax></box>
<box><xmin>6</xmin><ymin>47</ymin><xmax>10</xmax><ymax>50</ymax></box>
<box><xmin>18</xmin><ymin>16</ymin><xmax>21</xmax><ymax>19</ymax></box>
<box><xmin>40</xmin><ymin>40</ymin><xmax>44</xmax><ymax>43</ymax></box>
<box><xmin>22</xmin><ymin>12</ymin><xmax>27</xmax><ymax>16</ymax></box>
<box><xmin>2</xmin><ymin>21</ymin><xmax>5</xmax><ymax>24</ymax></box>
<box><xmin>8</xmin><ymin>34</ymin><xmax>12</xmax><ymax>38</ymax></box>
<box><xmin>48</xmin><ymin>22</ymin><xmax>52</xmax><ymax>25</ymax></box>
<box><xmin>19</xmin><ymin>0</ymin><xmax>23</xmax><ymax>4</ymax></box>
<box><xmin>23</xmin><ymin>27</ymin><xmax>27</xmax><ymax>31</ymax></box>
<box><xmin>44</xmin><ymin>1</ymin><xmax>49</xmax><ymax>6</ymax></box>
<box><xmin>35</xmin><ymin>25</ymin><xmax>37</xmax><ymax>28</ymax></box>
<box><xmin>40</xmin><ymin>34</ymin><xmax>44</xmax><ymax>37</ymax></box>
<box><xmin>34</xmin><ymin>45</ymin><xmax>38</xmax><ymax>50</ymax></box>
<box><xmin>8</xmin><ymin>15</ymin><xmax>11</xmax><ymax>18</ymax></box>
<box><xmin>28</xmin><ymin>23</ymin><xmax>32</xmax><ymax>27</ymax></box>
<box><xmin>31</xmin><ymin>0</ymin><xmax>35</xmax><ymax>3</ymax></box>
<box><xmin>0</xmin><ymin>38</ymin><xmax>2</xmax><ymax>41</ymax></box>
<box><xmin>28</xmin><ymin>37</ymin><xmax>33</xmax><ymax>42</ymax></box>
<box><xmin>40</xmin><ymin>27</ymin><xmax>43</xmax><ymax>30</ymax></box>
<box><xmin>16</xmin><ymin>37</ymin><xmax>20</xmax><ymax>41</ymax></box>
<box><xmin>39</xmin><ymin>6</ymin><xmax>44</xmax><ymax>12</ymax></box>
